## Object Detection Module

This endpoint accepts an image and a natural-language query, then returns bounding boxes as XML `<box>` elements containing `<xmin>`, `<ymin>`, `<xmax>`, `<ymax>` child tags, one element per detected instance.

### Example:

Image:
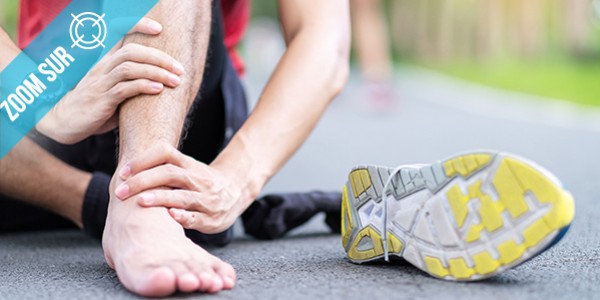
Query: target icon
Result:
<box><xmin>70</xmin><ymin>12</ymin><xmax>107</xmax><ymax>50</ymax></box>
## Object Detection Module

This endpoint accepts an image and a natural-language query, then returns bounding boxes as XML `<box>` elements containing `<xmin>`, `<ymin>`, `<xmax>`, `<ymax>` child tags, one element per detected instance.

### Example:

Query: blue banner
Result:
<box><xmin>0</xmin><ymin>0</ymin><xmax>159</xmax><ymax>158</ymax></box>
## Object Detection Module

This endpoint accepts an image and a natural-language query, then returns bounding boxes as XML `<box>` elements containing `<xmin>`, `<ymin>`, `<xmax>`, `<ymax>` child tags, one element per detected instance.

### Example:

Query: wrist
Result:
<box><xmin>36</xmin><ymin>110</ymin><xmax>57</xmax><ymax>138</ymax></box>
<box><xmin>211</xmin><ymin>155</ymin><xmax>269</xmax><ymax>205</ymax></box>
<box><xmin>211</xmin><ymin>131</ymin><xmax>276</xmax><ymax>205</ymax></box>
<box><xmin>36</xmin><ymin>103</ymin><xmax>70</xmax><ymax>143</ymax></box>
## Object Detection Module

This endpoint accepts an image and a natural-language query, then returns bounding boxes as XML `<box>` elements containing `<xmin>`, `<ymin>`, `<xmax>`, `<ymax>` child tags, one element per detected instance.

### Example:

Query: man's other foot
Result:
<box><xmin>341</xmin><ymin>151</ymin><xmax>574</xmax><ymax>281</ymax></box>
<box><xmin>361</xmin><ymin>80</ymin><xmax>395</xmax><ymax>114</ymax></box>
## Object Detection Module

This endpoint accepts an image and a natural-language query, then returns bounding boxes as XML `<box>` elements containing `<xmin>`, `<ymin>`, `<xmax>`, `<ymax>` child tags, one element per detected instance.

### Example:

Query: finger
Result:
<box><xmin>169</xmin><ymin>208</ymin><xmax>210</xmax><ymax>231</ymax></box>
<box><xmin>84</xmin><ymin>49</ymin><xmax>117</xmax><ymax>83</ymax></box>
<box><xmin>128</xmin><ymin>17</ymin><xmax>162</xmax><ymax>35</ymax></box>
<box><xmin>104</xmin><ymin>17</ymin><xmax>161</xmax><ymax>57</ymax></box>
<box><xmin>108</xmin><ymin>61</ymin><xmax>181</xmax><ymax>88</ymax></box>
<box><xmin>109</xmin><ymin>43</ymin><xmax>184</xmax><ymax>76</ymax></box>
<box><xmin>109</xmin><ymin>79</ymin><xmax>164</xmax><ymax>104</ymax></box>
<box><xmin>170</xmin><ymin>208</ymin><xmax>225</xmax><ymax>235</ymax></box>
<box><xmin>136</xmin><ymin>190</ymin><xmax>209</xmax><ymax>212</ymax></box>
<box><xmin>115</xmin><ymin>164</ymin><xmax>192</xmax><ymax>199</ymax></box>
<box><xmin>119</xmin><ymin>143</ymin><xmax>192</xmax><ymax>179</ymax></box>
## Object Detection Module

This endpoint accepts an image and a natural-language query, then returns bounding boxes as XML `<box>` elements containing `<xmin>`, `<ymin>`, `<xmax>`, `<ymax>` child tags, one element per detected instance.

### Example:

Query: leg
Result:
<box><xmin>0</xmin><ymin>126</ymin><xmax>119</xmax><ymax>237</ymax></box>
<box><xmin>351</xmin><ymin>0</ymin><xmax>394</xmax><ymax>109</ymax></box>
<box><xmin>351</xmin><ymin>0</ymin><xmax>393</xmax><ymax>82</ymax></box>
<box><xmin>180</xmin><ymin>7</ymin><xmax>249</xmax><ymax>245</ymax></box>
<box><xmin>101</xmin><ymin>0</ymin><xmax>235</xmax><ymax>296</ymax></box>
<box><xmin>0</xmin><ymin>138</ymin><xmax>90</xmax><ymax>229</ymax></box>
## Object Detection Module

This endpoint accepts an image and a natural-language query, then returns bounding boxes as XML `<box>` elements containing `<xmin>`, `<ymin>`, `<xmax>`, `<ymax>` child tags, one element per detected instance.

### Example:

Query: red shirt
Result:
<box><xmin>221</xmin><ymin>0</ymin><xmax>249</xmax><ymax>75</ymax></box>
<box><xmin>18</xmin><ymin>0</ymin><xmax>249</xmax><ymax>75</ymax></box>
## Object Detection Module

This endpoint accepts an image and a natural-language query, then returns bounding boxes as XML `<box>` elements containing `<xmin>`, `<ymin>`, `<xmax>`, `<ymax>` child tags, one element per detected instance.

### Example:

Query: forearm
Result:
<box><xmin>0</xmin><ymin>138</ymin><xmax>91</xmax><ymax>227</ymax></box>
<box><xmin>117</xmin><ymin>0</ymin><xmax>211</xmax><ymax>162</ymax></box>
<box><xmin>212</xmin><ymin>3</ymin><xmax>350</xmax><ymax>200</ymax></box>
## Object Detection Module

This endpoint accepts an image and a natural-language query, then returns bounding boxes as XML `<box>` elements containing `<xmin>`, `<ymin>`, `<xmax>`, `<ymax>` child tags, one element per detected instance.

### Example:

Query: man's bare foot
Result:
<box><xmin>102</xmin><ymin>178</ymin><xmax>236</xmax><ymax>297</ymax></box>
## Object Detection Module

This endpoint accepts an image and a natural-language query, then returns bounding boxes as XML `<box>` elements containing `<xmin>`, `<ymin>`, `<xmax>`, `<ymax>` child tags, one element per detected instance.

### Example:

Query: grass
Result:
<box><xmin>420</xmin><ymin>57</ymin><xmax>600</xmax><ymax>107</ymax></box>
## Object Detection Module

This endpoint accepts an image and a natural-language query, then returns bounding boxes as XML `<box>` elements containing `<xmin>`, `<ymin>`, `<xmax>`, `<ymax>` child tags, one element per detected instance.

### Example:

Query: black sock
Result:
<box><xmin>185</xmin><ymin>228</ymin><xmax>234</xmax><ymax>247</ymax></box>
<box><xmin>81</xmin><ymin>172</ymin><xmax>111</xmax><ymax>239</ymax></box>
<box><xmin>241</xmin><ymin>191</ymin><xmax>342</xmax><ymax>240</ymax></box>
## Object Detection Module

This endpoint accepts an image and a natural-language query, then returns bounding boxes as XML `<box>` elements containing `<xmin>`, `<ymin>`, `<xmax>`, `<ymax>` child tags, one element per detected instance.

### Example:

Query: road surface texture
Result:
<box><xmin>1</xmin><ymin>68</ymin><xmax>599</xmax><ymax>300</ymax></box>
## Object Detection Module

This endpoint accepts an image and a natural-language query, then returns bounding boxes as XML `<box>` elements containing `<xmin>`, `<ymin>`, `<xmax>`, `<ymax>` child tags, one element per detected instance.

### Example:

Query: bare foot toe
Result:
<box><xmin>178</xmin><ymin>273</ymin><xmax>201</xmax><ymax>292</ymax></box>
<box><xmin>134</xmin><ymin>266</ymin><xmax>176</xmax><ymax>297</ymax></box>
<box><xmin>198</xmin><ymin>272</ymin><xmax>215</xmax><ymax>292</ymax></box>
<box><xmin>207</xmin><ymin>275</ymin><xmax>224</xmax><ymax>294</ymax></box>
<box><xmin>215</xmin><ymin>264</ymin><xmax>236</xmax><ymax>289</ymax></box>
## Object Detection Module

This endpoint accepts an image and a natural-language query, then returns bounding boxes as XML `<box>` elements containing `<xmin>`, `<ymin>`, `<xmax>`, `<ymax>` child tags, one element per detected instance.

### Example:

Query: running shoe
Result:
<box><xmin>341</xmin><ymin>151</ymin><xmax>574</xmax><ymax>280</ymax></box>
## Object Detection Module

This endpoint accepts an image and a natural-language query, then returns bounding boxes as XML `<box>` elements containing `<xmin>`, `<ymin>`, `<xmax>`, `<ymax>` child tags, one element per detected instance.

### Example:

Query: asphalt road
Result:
<box><xmin>1</xmin><ymin>69</ymin><xmax>599</xmax><ymax>300</ymax></box>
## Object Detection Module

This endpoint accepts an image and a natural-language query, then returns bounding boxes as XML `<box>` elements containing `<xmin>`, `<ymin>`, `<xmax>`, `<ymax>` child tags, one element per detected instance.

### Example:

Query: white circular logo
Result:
<box><xmin>70</xmin><ymin>12</ymin><xmax>107</xmax><ymax>50</ymax></box>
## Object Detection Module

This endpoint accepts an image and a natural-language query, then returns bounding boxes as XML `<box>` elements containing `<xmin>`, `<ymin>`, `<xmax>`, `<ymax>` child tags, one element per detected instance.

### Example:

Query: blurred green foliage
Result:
<box><xmin>253</xmin><ymin>0</ymin><xmax>600</xmax><ymax>106</ymax></box>
<box><xmin>0</xmin><ymin>0</ymin><xmax>18</xmax><ymax>39</ymax></box>
<box><xmin>2</xmin><ymin>1</ymin><xmax>598</xmax><ymax>106</ymax></box>
<box><xmin>430</xmin><ymin>58</ymin><xmax>600</xmax><ymax>107</ymax></box>
<box><xmin>389</xmin><ymin>0</ymin><xmax>600</xmax><ymax>106</ymax></box>
<box><xmin>251</xmin><ymin>1</ymin><xmax>277</xmax><ymax>18</ymax></box>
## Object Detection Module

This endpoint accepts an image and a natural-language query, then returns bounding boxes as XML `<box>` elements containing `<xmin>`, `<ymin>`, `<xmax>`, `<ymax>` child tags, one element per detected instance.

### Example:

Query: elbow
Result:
<box><xmin>330</xmin><ymin>55</ymin><xmax>349</xmax><ymax>100</ymax></box>
<box><xmin>327</xmin><ymin>34</ymin><xmax>350</xmax><ymax>101</ymax></box>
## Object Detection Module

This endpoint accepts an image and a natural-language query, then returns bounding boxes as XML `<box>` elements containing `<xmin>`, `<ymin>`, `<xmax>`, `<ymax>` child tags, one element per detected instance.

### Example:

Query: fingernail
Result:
<box><xmin>172</xmin><ymin>209</ymin><xmax>182</xmax><ymax>219</ymax></box>
<box><xmin>150</xmin><ymin>82</ymin><xmax>163</xmax><ymax>91</ymax></box>
<box><xmin>140</xmin><ymin>193</ymin><xmax>155</xmax><ymax>205</ymax></box>
<box><xmin>115</xmin><ymin>184</ymin><xmax>129</xmax><ymax>199</ymax></box>
<box><xmin>172</xmin><ymin>62</ymin><xmax>185</xmax><ymax>75</ymax></box>
<box><xmin>119</xmin><ymin>165</ymin><xmax>131</xmax><ymax>179</ymax></box>
<box><xmin>149</xmin><ymin>21</ymin><xmax>162</xmax><ymax>33</ymax></box>
<box><xmin>168</xmin><ymin>73</ymin><xmax>181</xmax><ymax>86</ymax></box>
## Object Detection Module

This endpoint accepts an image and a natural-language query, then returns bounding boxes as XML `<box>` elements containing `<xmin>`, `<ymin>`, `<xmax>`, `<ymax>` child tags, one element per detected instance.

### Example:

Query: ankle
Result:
<box><xmin>63</xmin><ymin>170</ymin><xmax>92</xmax><ymax>228</ymax></box>
<box><xmin>81</xmin><ymin>172</ymin><xmax>111</xmax><ymax>238</ymax></box>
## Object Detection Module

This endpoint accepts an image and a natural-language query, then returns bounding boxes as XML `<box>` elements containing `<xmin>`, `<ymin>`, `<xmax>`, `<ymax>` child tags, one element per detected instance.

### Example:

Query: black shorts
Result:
<box><xmin>0</xmin><ymin>0</ymin><xmax>247</xmax><ymax>247</ymax></box>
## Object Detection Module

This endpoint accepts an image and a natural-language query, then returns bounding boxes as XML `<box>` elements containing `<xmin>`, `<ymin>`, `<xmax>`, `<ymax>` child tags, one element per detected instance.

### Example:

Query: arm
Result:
<box><xmin>2</xmin><ymin>21</ymin><xmax>183</xmax><ymax>145</ymax></box>
<box><xmin>0</xmin><ymin>28</ymin><xmax>20</xmax><ymax>68</ymax></box>
<box><xmin>36</xmin><ymin>18</ymin><xmax>184</xmax><ymax>144</ymax></box>
<box><xmin>0</xmin><ymin>18</ymin><xmax>181</xmax><ymax>227</ymax></box>
<box><xmin>211</xmin><ymin>0</ymin><xmax>351</xmax><ymax>197</ymax></box>
<box><xmin>39</xmin><ymin>18</ymin><xmax>185</xmax><ymax>144</ymax></box>
<box><xmin>116</xmin><ymin>0</ymin><xmax>351</xmax><ymax>233</ymax></box>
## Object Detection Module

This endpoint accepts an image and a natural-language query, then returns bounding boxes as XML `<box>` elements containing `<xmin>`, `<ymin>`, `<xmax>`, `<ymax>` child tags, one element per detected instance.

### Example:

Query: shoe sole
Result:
<box><xmin>341</xmin><ymin>151</ymin><xmax>575</xmax><ymax>281</ymax></box>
